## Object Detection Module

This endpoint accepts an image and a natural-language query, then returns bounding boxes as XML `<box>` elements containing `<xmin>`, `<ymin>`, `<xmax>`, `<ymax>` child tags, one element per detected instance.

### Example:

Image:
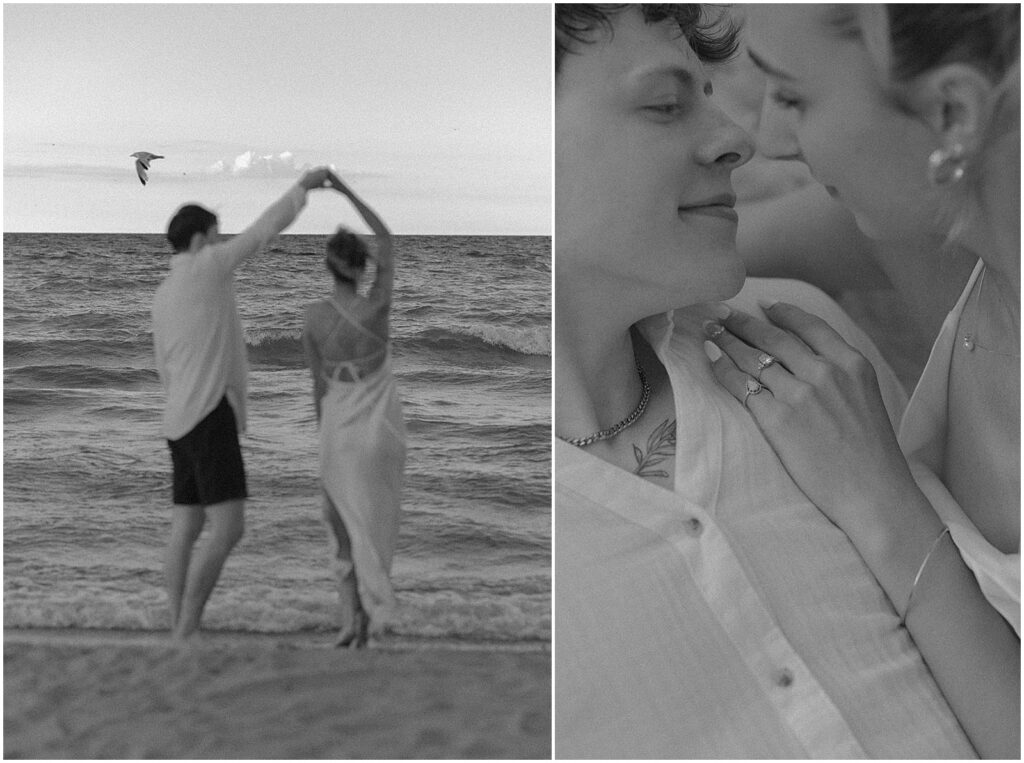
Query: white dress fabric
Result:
<box><xmin>318</xmin><ymin>301</ymin><xmax>406</xmax><ymax>632</ymax></box>
<box><xmin>899</xmin><ymin>259</ymin><xmax>1021</xmax><ymax>635</ymax></box>
<box><xmin>555</xmin><ymin>278</ymin><xmax>976</xmax><ymax>759</ymax></box>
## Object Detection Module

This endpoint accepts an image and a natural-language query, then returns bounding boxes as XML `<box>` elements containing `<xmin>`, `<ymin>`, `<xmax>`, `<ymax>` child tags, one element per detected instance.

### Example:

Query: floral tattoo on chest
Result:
<box><xmin>632</xmin><ymin>419</ymin><xmax>676</xmax><ymax>478</ymax></box>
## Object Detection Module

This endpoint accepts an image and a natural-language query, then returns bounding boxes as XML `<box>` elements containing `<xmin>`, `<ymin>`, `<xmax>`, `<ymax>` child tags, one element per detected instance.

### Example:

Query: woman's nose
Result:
<box><xmin>756</xmin><ymin>90</ymin><xmax>802</xmax><ymax>161</ymax></box>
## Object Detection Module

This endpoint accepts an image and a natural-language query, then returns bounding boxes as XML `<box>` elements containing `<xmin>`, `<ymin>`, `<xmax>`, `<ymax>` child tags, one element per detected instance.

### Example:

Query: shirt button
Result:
<box><xmin>772</xmin><ymin>668</ymin><xmax>794</xmax><ymax>688</ymax></box>
<box><xmin>684</xmin><ymin>517</ymin><xmax>703</xmax><ymax>537</ymax></box>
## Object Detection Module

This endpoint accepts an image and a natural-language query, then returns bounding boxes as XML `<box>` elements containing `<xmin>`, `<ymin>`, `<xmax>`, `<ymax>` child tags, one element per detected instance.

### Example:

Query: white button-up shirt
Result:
<box><xmin>555</xmin><ymin>279</ymin><xmax>976</xmax><ymax>759</ymax></box>
<box><xmin>152</xmin><ymin>184</ymin><xmax>306</xmax><ymax>440</ymax></box>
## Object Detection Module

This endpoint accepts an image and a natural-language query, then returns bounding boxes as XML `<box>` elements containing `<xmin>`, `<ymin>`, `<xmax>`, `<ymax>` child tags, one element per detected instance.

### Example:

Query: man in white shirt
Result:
<box><xmin>153</xmin><ymin>166</ymin><xmax>333</xmax><ymax>641</ymax></box>
<box><xmin>554</xmin><ymin>5</ymin><xmax>975</xmax><ymax>757</ymax></box>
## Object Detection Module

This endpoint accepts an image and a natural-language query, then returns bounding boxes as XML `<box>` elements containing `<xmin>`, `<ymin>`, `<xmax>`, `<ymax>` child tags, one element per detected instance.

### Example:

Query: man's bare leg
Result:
<box><xmin>165</xmin><ymin>504</ymin><xmax>206</xmax><ymax>630</ymax></box>
<box><xmin>322</xmin><ymin>493</ymin><xmax>365</xmax><ymax>647</ymax></box>
<box><xmin>172</xmin><ymin>499</ymin><xmax>245</xmax><ymax>641</ymax></box>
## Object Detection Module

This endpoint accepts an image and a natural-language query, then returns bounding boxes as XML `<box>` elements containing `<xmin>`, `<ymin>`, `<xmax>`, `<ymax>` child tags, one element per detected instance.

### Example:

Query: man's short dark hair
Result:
<box><xmin>555</xmin><ymin>4</ymin><xmax>740</xmax><ymax>73</ymax></box>
<box><xmin>167</xmin><ymin>204</ymin><xmax>218</xmax><ymax>252</ymax></box>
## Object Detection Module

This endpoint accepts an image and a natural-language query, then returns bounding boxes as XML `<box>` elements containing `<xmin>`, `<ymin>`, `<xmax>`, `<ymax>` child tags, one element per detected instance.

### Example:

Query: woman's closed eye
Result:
<box><xmin>770</xmin><ymin>89</ymin><xmax>805</xmax><ymax>111</ymax></box>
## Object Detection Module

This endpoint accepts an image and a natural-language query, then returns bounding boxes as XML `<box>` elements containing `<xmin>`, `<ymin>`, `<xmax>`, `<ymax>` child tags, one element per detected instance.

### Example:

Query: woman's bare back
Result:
<box><xmin>305</xmin><ymin>296</ymin><xmax>389</xmax><ymax>380</ymax></box>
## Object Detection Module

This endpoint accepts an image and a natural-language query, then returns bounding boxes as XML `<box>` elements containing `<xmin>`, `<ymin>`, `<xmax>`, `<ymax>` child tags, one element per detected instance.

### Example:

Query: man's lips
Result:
<box><xmin>679</xmin><ymin>194</ymin><xmax>738</xmax><ymax>222</ymax></box>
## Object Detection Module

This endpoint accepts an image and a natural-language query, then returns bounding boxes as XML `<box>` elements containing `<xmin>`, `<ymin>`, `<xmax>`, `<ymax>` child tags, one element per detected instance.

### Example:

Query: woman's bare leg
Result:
<box><xmin>322</xmin><ymin>492</ymin><xmax>365</xmax><ymax>647</ymax></box>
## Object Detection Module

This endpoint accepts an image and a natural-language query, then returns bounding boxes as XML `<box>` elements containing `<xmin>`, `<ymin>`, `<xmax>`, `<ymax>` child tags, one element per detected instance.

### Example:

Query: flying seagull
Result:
<box><xmin>130</xmin><ymin>151</ymin><xmax>164</xmax><ymax>185</ymax></box>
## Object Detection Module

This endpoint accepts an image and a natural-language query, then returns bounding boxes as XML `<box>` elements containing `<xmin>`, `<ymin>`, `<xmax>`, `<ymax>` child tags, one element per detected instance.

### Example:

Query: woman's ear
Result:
<box><xmin>917</xmin><ymin>63</ymin><xmax>996</xmax><ymax>153</ymax></box>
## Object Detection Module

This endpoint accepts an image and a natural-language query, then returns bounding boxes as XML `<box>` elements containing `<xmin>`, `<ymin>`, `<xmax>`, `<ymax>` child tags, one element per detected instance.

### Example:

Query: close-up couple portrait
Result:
<box><xmin>554</xmin><ymin>2</ymin><xmax>1019</xmax><ymax>760</ymax></box>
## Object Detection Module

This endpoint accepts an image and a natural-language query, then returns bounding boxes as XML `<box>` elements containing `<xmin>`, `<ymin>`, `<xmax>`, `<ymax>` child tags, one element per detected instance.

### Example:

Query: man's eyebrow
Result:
<box><xmin>747</xmin><ymin>48</ymin><xmax>794</xmax><ymax>81</ymax></box>
<box><xmin>634</xmin><ymin>65</ymin><xmax>714</xmax><ymax>96</ymax></box>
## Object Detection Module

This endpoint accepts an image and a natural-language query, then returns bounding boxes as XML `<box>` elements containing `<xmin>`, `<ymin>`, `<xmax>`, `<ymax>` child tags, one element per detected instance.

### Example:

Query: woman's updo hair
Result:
<box><xmin>827</xmin><ymin>5</ymin><xmax>1019</xmax><ymax>91</ymax></box>
<box><xmin>325</xmin><ymin>226</ymin><xmax>368</xmax><ymax>283</ymax></box>
<box><xmin>885</xmin><ymin>5</ymin><xmax>1019</xmax><ymax>84</ymax></box>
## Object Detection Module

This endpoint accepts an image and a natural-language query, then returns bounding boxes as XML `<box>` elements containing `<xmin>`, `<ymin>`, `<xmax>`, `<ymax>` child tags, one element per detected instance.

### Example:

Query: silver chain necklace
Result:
<box><xmin>557</xmin><ymin>361</ymin><xmax>651</xmax><ymax>448</ymax></box>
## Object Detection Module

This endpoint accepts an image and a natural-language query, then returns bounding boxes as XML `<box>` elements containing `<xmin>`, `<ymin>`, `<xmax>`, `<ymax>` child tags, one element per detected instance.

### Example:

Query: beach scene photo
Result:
<box><xmin>4</xmin><ymin>4</ymin><xmax>551</xmax><ymax>758</ymax></box>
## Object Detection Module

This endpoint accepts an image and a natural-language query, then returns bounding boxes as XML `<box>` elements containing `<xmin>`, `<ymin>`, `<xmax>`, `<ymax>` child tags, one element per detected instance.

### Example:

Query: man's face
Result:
<box><xmin>556</xmin><ymin>8</ymin><xmax>754</xmax><ymax>311</ymax></box>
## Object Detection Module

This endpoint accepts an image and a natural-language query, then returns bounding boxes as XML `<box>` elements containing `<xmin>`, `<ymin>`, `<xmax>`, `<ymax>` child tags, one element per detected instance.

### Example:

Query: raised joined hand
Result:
<box><xmin>300</xmin><ymin>166</ymin><xmax>334</xmax><ymax>191</ymax></box>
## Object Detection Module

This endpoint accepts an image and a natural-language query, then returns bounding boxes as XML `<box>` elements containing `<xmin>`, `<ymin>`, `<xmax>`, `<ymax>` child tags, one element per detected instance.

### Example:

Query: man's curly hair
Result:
<box><xmin>555</xmin><ymin>4</ymin><xmax>740</xmax><ymax>73</ymax></box>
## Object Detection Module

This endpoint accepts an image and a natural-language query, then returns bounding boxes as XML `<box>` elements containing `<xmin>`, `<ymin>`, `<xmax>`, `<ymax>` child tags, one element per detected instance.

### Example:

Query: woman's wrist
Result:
<box><xmin>842</xmin><ymin>479</ymin><xmax>946</xmax><ymax>613</ymax></box>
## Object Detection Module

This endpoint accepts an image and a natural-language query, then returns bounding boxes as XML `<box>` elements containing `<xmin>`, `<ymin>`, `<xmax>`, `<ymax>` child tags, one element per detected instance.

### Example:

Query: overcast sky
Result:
<box><xmin>3</xmin><ymin>3</ymin><xmax>552</xmax><ymax>235</ymax></box>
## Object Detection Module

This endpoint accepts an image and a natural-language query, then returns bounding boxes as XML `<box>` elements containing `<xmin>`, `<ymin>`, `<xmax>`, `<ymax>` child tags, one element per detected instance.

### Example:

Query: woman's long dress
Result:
<box><xmin>318</xmin><ymin>299</ymin><xmax>406</xmax><ymax>632</ymax></box>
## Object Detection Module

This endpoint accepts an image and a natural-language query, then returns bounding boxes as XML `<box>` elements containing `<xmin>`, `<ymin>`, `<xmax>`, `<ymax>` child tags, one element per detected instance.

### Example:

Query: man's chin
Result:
<box><xmin>707</xmin><ymin>257</ymin><xmax>746</xmax><ymax>302</ymax></box>
<box><xmin>656</xmin><ymin>257</ymin><xmax>745</xmax><ymax>309</ymax></box>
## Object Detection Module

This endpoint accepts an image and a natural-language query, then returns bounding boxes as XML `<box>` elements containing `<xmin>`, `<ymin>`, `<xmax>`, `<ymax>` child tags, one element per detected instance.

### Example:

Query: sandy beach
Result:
<box><xmin>4</xmin><ymin>628</ymin><xmax>551</xmax><ymax>759</ymax></box>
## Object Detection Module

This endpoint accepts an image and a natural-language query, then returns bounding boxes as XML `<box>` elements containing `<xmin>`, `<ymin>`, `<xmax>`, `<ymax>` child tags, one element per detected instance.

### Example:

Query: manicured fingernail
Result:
<box><xmin>713</xmin><ymin>303</ymin><xmax>732</xmax><ymax>320</ymax></box>
<box><xmin>702</xmin><ymin>320</ymin><xmax>725</xmax><ymax>338</ymax></box>
<box><xmin>703</xmin><ymin>340</ymin><xmax>722</xmax><ymax>361</ymax></box>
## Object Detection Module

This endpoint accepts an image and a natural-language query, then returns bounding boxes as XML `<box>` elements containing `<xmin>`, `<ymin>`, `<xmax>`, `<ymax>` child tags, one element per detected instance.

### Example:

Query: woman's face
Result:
<box><xmin>556</xmin><ymin>7</ymin><xmax>754</xmax><ymax>312</ymax></box>
<box><xmin>744</xmin><ymin>5</ymin><xmax>945</xmax><ymax>241</ymax></box>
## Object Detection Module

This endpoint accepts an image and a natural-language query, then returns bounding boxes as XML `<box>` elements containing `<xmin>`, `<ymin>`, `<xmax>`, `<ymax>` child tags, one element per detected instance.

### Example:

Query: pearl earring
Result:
<box><xmin>927</xmin><ymin>142</ymin><xmax>967</xmax><ymax>186</ymax></box>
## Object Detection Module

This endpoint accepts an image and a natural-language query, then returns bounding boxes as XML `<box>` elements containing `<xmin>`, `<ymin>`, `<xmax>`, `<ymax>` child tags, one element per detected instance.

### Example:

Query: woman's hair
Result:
<box><xmin>166</xmin><ymin>204</ymin><xmax>217</xmax><ymax>252</ymax></box>
<box><xmin>823</xmin><ymin>5</ymin><xmax>1019</xmax><ymax>87</ymax></box>
<box><xmin>885</xmin><ymin>5</ymin><xmax>1019</xmax><ymax>84</ymax></box>
<box><xmin>325</xmin><ymin>226</ymin><xmax>369</xmax><ymax>284</ymax></box>
<box><xmin>555</xmin><ymin>4</ymin><xmax>740</xmax><ymax>73</ymax></box>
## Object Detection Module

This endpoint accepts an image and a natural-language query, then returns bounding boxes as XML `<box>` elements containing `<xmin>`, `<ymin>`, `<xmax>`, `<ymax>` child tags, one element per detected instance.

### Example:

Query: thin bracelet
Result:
<box><xmin>899</xmin><ymin>526</ymin><xmax>951</xmax><ymax>626</ymax></box>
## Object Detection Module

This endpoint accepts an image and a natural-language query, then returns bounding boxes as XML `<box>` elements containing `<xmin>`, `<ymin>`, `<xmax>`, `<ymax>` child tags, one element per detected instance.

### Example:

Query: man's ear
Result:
<box><xmin>915</xmin><ymin>63</ymin><xmax>995</xmax><ymax>153</ymax></box>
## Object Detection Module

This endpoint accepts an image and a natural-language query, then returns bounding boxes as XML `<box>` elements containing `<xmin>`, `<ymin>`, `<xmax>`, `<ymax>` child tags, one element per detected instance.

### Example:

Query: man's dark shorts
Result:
<box><xmin>168</xmin><ymin>396</ymin><xmax>248</xmax><ymax>506</ymax></box>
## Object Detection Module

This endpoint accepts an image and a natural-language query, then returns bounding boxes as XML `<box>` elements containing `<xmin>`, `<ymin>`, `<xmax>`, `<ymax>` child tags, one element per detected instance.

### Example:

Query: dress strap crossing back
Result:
<box><xmin>321</xmin><ymin>297</ymin><xmax>388</xmax><ymax>383</ymax></box>
<box><xmin>328</xmin><ymin>297</ymin><xmax>387</xmax><ymax>348</ymax></box>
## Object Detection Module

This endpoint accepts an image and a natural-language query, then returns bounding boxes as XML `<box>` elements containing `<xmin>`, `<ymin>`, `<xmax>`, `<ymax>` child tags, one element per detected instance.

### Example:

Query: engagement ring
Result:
<box><xmin>743</xmin><ymin>378</ymin><xmax>764</xmax><ymax>409</ymax></box>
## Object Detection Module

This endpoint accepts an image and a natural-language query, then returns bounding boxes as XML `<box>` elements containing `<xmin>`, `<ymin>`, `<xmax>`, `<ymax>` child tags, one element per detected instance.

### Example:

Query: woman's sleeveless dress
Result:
<box><xmin>318</xmin><ymin>298</ymin><xmax>407</xmax><ymax>632</ymax></box>
<box><xmin>899</xmin><ymin>260</ymin><xmax>1020</xmax><ymax>635</ymax></box>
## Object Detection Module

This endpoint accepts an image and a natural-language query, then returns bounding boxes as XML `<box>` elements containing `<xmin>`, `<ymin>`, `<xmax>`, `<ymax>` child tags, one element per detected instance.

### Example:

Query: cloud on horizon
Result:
<box><xmin>205</xmin><ymin>150</ymin><xmax>301</xmax><ymax>178</ymax></box>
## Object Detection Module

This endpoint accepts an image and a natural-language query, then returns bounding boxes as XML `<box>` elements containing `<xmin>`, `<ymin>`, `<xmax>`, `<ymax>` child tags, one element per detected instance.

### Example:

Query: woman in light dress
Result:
<box><xmin>704</xmin><ymin>4</ymin><xmax>1019</xmax><ymax>756</ymax></box>
<box><xmin>302</xmin><ymin>171</ymin><xmax>405</xmax><ymax>648</ymax></box>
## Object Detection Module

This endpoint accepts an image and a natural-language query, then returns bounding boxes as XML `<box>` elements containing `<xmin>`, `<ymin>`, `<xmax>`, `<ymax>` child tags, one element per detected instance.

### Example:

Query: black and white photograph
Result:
<box><xmin>4</xmin><ymin>3</ymin><xmax>551</xmax><ymax>758</ymax></box>
<box><xmin>553</xmin><ymin>3</ymin><xmax>1019</xmax><ymax>759</ymax></box>
<box><xmin>6</xmin><ymin>1</ymin><xmax>1022</xmax><ymax>760</ymax></box>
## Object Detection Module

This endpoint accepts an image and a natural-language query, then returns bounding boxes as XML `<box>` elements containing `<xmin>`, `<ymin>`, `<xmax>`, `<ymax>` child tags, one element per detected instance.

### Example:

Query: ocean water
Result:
<box><xmin>3</xmin><ymin>232</ymin><xmax>551</xmax><ymax>642</ymax></box>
